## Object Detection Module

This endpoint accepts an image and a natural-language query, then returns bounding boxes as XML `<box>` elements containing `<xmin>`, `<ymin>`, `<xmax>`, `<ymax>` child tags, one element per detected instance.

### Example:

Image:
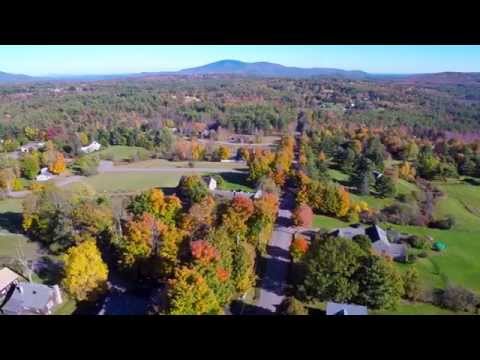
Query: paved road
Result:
<box><xmin>256</xmin><ymin>192</ymin><xmax>295</xmax><ymax>314</ymax></box>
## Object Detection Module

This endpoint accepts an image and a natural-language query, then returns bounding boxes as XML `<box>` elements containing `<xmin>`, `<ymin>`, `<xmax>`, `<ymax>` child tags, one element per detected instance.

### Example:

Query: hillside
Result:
<box><xmin>0</xmin><ymin>71</ymin><xmax>34</xmax><ymax>83</ymax></box>
<box><xmin>179</xmin><ymin>60</ymin><xmax>369</xmax><ymax>79</ymax></box>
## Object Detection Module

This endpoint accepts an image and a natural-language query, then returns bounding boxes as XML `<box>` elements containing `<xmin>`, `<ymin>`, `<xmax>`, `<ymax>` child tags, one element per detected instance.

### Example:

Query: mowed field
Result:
<box><xmin>314</xmin><ymin>170</ymin><xmax>480</xmax><ymax>314</ymax></box>
<box><xmin>0</xmin><ymin>198</ymin><xmax>40</xmax><ymax>262</ymax></box>
<box><xmin>86</xmin><ymin>145</ymin><xmax>151</xmax><ymax>162</ymax></box>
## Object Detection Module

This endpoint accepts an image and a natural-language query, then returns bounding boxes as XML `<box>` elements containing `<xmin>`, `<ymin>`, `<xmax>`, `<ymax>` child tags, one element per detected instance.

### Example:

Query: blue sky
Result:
<box><xmin>0</xmin><ymin>45</ymin><xmax>478</xmax><ymax>76</ymax></box>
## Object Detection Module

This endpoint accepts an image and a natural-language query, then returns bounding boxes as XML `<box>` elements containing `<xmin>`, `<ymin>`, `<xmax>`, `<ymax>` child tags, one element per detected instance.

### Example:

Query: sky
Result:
<box><xmin>0</xmin><ymin>45</ymin><xmax>479</xmax><ymax>76</ymax></box>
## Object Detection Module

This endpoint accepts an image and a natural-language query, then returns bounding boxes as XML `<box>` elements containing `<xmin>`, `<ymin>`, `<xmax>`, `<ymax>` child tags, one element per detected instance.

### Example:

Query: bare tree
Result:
<box><xmin>15</xmin><ymin>243</ymin><xmax>33</xmax><ymax>283</ymax></box>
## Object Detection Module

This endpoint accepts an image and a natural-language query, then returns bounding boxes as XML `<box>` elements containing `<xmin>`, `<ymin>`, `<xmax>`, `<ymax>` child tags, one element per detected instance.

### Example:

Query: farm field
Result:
<box><xmin>83</xmin><ymin>172</ymin><xmax>185</xmax><ymax>193</ymax></box>
<box><xmin>86</xmin><ymin>145</ymin><xmax>151</xmax><ymax>162</ymax></box>
<box><xmin>121</xmin><ymin>158</ymin><xmax>247</xmax><ymax>170</ymax></box>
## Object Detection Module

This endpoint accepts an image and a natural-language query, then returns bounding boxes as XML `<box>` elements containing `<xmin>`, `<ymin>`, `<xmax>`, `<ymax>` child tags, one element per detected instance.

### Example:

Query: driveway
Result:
<box><xmin>255</xmin><ymin>192</ymin><xmax>295</xmax><ymax>314</ymax></box>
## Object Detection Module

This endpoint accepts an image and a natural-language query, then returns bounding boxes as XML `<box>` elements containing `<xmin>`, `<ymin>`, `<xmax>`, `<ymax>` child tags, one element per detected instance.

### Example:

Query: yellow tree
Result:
<box><xmin>48</xmin><ymin>153</ymin><xmax>66</xmax><ymax>175</ymax></box>
<box><xmin>215</xmin><ymin>145</ymin><xmax>231</xmax><ymax>160</ymax></box>
<box><xmin>61</xmin><ymin>239</ymin><xmax>109</xmax><ymax>302</ymax></box>
<box><xmin>398</xmin><ymin>161</ymin><xmax>416</xmax><ymax>182</ymax></box>
<box><xmin>336</xmin><ymin>186</ymin><xmax>351</xmax><ymax>218</ymax></box>
<box><xmin>167</xmin><ymin>266</ymin><xmax>221</xmax><ymax>315</ymax></box>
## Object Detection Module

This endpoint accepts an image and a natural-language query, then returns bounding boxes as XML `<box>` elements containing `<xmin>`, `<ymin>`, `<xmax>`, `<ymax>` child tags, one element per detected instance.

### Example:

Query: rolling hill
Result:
<box><xmin>178</xmin><ymin>59</ymin><xmax>369</xmax><ymax>79</ymax></box>
<box><xmin>0</xmin><ymin>71</ymin><xmax>34</xmax><ymax>83</ymax></box>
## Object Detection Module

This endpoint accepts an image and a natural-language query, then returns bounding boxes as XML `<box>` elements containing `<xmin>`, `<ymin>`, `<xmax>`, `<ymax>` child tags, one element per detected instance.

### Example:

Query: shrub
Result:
<box><xmin>430</xmin><ymin>215</ymin><xmax>456</xmax><ymax>230</ymax></box>
<box><xmin>437</xmin><ymin>285</ymin><xmax>479</xmax><ymax>313</ymax></box>
<box><xmin>417</xmin><ymin>251</ymin><xmax>428</xmax><ymax>258</ymax></box>
<box><xmin>406</xmin><ymin>252</ymin><xmax>417</xmax><ymax>264</ymax></box>
<box><xmin>407</xmin><ymin>235</ymin><xmax>432</xmax><ymax>250</ymax></box>
<box><xmin>12</xmin><ymin>178</ymin><xmax>23</xmax><ymax>191</ymax></box>
<box><xmin>402</xmin><ymin>267</ymin><xmax>421</xmax><ymax>301</ymax></box>
<box><xmin>352</xmin><ymin>234</ymin><xmax>371</xmax><ymax>252</ymax></box>
<box><xmin>278</xmin><ymin>296</ymin><xmax>308</xmax><ymax>315</ymax></box>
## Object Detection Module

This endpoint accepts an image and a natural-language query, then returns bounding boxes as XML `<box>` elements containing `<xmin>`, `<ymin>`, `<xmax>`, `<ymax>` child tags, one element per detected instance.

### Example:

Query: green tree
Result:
<box><xmin>278</xmin><ymin>297</ymin><xmax>308</xmax><ymax>315</ymax></box>
<box><xmin>301</xmin><ymin>236</ymin><xmax>365</xmax><ymax>303</ymax></box>
<box><xmin>177</xmin><ymin>175</ymin><xmax>209</xmax><ymax>208</ymax></box>
<box><xmin>402</xmin><ymin>267</ymin><xmax>421</xmax><ymax>301</ymax></box>
<box><xmin>21</xmin><ymin>152</ymin><xmax>40</xmax><ymax>180</ymax></box>
<box><xmin>355</xmin><ymin>255</ymin><xmax>404</xmax><ymax>309</ymax></box>
<box><xmin>374</xmin><ymin>175</ymin><xmax>396</xmax><ymax>198</ymax></box>
<box><xmin>350</xmin><ymin>156</ymin><xmax>375</xmax><ymax>195</ymax></box>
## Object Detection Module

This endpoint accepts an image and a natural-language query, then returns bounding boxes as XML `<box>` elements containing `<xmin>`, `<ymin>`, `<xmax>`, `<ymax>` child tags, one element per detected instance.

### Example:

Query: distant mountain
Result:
<box><xmin>0</xmin><ymin>71</ymin><xmax>34</xmax><ymax>83</ymax></box>
<box><xmin>399</xmin><ymin>72</ymin><xmax>480</xmax><ymax>85</ymax></box>
<box><xmin>178</xmin><ymin>60</ymin><xmax>369</xmax><ymax>79</ymax></box>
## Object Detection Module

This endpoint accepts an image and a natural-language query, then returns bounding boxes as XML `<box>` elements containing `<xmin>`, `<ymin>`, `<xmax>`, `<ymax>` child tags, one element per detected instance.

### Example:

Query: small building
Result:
<box><xmin>1</xmin><ymin>282</ymin><xmax>63</xmax><ymax>315</ymax></box>
<box><xmin>20</xmin><ymin>142</ymin><xmax>45</xmax><ymax>153</ymax></box>
<box><xmin>36</xmin><ymin>167</ymin><xmax>54</xmax><ymax>182</ymax></box>
<box><xmin>80</xmin><ymin>141</ymin><xmax>102</xmax><ymax>154</ymax></box>
<box><xmin>326</xmin><ymin>302</ymin><xmax>368</xmax><ymax>315</ymax></box>
<box><xmin>202</xmin><ymin>176</ymin><xmax>217</xmax><ymax>191</ymax></box>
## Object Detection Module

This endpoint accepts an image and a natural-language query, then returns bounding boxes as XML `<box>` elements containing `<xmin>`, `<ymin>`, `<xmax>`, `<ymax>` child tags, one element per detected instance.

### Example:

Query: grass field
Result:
<box><xmin>122</xmin><ymin>158</ymin><xmax>247</xmax><ymax>170</ymax></box>
<box><xmin>83</xmin><ymin>172</ymin><xmax>186</xmax><ymax>193</ymax></box>
<box><xmin>372</xmin><ymin>300</ymin><xmax>466</xmax><ymax>315</ymax></box>
<box><xmin>216</xmin><ymin>172</ymin><xmax>254</xmax><ymax>192</ymax></box>
<box><xmin>86</xmin><ymin>145</ymin><xmax>151</xmax><ymax>162</ymax></box>
<box><xmin>0</xmin><ymin>198</ymin><xmax>40</xmax><ymax>262</ymax></box>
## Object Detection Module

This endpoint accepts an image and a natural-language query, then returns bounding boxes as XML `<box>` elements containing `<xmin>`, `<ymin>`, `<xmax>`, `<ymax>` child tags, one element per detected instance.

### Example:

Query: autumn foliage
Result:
<box><xmin>61</xmin><ymin>239</ymin><xmax>109</xmax><ymax>302</ymax></box>
<box><xmin>48</xmin><ymin>153</ymin><xmax>66</xmax><ymax>175</ymax></box>
<box><xmin>292</xmin><ymin>204</ymin><xmax>314</xmax><ymax>227</ymax></box>
<box><xmin>290</xmin><ymin>235</ymin><xmax>310</xmax><ymax>262</ymax></box>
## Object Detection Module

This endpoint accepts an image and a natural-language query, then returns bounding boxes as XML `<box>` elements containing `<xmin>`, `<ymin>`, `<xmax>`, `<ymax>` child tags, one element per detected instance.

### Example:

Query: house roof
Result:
<box><xmin>366</xmin><ymin>224</ymin><xmax>389</xmax><ymax>244</ymax></box>
<box><xmin>0</xmin><ymin>267</ymin><xmax>19</xmax><ymax>292</ymax></box>
<box><xmin>2</xmin><ymin>282</ymin><xmax>54</xmax><ymax>314</ymax></box>
<box><xmin>326</xmin><ymin>302</ymin><xmax>368</xmax><ymax>315</ymax></box>
<box><xmin>330</xmin><ymin>226</ymin><xmax>366</xmax><ymax>240</ymax></box>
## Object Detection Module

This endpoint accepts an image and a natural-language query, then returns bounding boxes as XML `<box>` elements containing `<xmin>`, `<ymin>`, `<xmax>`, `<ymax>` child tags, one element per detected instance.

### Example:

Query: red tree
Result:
<box><xmin>292</xmin><ymin>204</ymin><xmax>314</xmax><ymax>227</ymax></box>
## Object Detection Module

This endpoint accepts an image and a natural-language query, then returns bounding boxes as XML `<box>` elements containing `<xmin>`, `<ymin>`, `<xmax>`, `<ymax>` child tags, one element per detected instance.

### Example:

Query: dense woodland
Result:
<box><xmin>1</xmin><ymin>76</ymin><xmax>480</xmax><ymax>148</ymax></box>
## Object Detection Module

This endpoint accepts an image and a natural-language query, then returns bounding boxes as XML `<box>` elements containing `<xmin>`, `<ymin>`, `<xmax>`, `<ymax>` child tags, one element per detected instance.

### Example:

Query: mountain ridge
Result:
<box><xmin>0</xmin><ymin>60</ymin><xmax>480</xmax><ymax>84</ymax></box>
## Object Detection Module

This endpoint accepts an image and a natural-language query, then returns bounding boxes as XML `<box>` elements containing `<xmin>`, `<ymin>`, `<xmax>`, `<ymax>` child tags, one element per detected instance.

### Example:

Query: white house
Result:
<box><xmin>20</xmin><ymin>142</ymin><xmax>45</xmax><ymax>153</ymax></box>
<box><xmin>80</xmin><ymin>141</ymin><xmax>102</xmax><ymax>154</ymax></box>
<box><xmin>207</xmin><ymin>177</ymin><xmax>217</xmax><ymax>190</ymax></box>
<box><xmin>36</xmin><ymin>167</ymin><xmax>54</xmax><ymax>182</ymax></box>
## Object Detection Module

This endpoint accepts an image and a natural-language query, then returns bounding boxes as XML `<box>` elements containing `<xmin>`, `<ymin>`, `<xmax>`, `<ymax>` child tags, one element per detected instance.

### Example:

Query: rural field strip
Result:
<box><xmin>6</xmin><ymin>161</ymin><xmax>246</xmax><ymax>198</ymax></box>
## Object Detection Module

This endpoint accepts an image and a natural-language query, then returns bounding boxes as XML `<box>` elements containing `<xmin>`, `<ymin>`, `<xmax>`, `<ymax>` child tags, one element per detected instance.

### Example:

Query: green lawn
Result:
<box><xmin>328</xmin><ymin>168</ymin><xmax>420</xmax><ymax>211</ymax></box>
<box><xmin>122</xmin><ymin>158</ymin><xmax>247</xmax><ymax>170</ymax></box>
<box><xmin>215</xmin><ymin>172</ymin><xmax>254</xmax><ymax>192</ymax></box>
<box><xmin>87</xmin><ymin>145</ymin><xmax>151</xmax><ymax>162</ymax></box>
<box><xmin>0</xmin><ymin>198</ymin><xmax>40</xmax><ymax>262</ymax></box>
<box><xmin>372</xmin><ymin>300</ymin><xmax>466</xmax><ymax>315</ymax></box>
<box><xmin>83</xmin><ymin>172</ymin><xmax>186</xmax><ymax>193</ymax></box>
<box><xmin>53</xmin><ymin>295</ymin><xmax>77</xmax><ymax>315</ymax></box>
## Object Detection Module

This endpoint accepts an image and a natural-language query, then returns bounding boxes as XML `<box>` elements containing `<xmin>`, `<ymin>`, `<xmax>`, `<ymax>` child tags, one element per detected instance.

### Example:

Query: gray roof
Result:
<box><xmin>366</xmin><ymin>224</ymin><xmax>389</xmax><ymax>244</ymax></box>
<box><xmin>372</xmin><ymin>241</ymin><xmax>406</xmax><ymax>259</ymax></box>
<box><xmin>330</xmin><ymin>226</ymin><xmax>366</xmax><ymax>240</ymax></box>
<box><xmin>2</xmin><ymin>282</ymin><xmax>54</xmax><ymax>314</ymax></box>
<box><xmin>326</xmin><ymin>302</ymin><xmax>368</xmax><ymax>315</ymax></box>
